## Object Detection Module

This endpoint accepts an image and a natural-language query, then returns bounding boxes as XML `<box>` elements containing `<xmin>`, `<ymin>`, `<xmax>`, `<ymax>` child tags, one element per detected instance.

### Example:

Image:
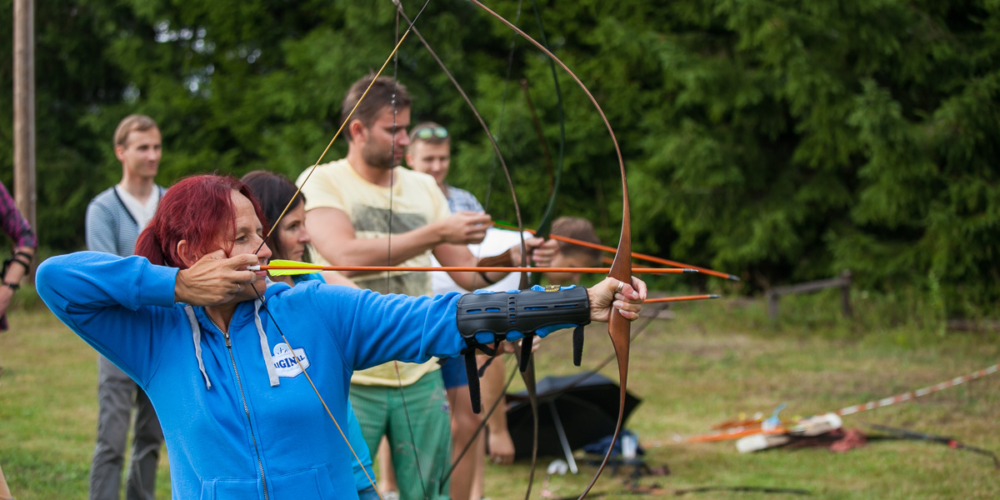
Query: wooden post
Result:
<box><xmin>13</xmin><ymin>0</ymin><xmax>37</xmax><ymax>231</ymax></box>
<box><xmin>767</xmin><ymin>290</ymin><xmax>779</xmax><ymax>322</ymax></box>
<box><xmin>840</xmin><ymin>270</ymin><xmax>852</xmax><ymax>319</ymax></box>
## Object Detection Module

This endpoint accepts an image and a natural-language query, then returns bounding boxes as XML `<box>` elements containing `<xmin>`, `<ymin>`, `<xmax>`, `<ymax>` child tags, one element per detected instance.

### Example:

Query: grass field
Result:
<box><xmin>1</xmin><ymin>289</ymin><xmax>998</xmax><ymax>499</ymax></box>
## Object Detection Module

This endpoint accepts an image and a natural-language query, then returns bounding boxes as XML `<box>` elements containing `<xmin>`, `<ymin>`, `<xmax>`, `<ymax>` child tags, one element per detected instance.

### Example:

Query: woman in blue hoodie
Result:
<box><xmin>36</xmin><ymin>174</ymin><xmax>645</xmax><ymax>500</ymax></box>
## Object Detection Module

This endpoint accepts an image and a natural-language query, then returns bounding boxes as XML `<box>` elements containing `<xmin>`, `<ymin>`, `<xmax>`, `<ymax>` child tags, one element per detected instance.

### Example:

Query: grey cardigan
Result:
<box><xmin>85</xmin><ymin>185</ymin><xmax>165</xmax><ymax>257</ymax></box>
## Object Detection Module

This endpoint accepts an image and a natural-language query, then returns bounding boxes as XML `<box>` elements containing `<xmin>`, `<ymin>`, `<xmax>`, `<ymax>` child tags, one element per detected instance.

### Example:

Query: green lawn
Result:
<box><xmin>1</xmin><ymin>292</ymin><xmax>998</xmax><ymax>499</ymax></box>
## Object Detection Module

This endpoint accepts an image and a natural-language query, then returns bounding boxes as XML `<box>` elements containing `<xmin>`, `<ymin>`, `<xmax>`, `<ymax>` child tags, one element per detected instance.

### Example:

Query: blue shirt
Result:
<box><xmin>37</xmin><ymin>252</ymin><xmax>465</xmax><ymax>500</ymax></box>
<box><xmin>444</xmin><ymin>185</ymin><xmax>484</xmax><ymax>213</ymax></box>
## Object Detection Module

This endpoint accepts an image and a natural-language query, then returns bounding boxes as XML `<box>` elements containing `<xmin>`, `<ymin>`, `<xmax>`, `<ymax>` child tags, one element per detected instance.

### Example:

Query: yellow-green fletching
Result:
<box><xmin>265</xmin><ymin>259</ymin><xmax>324</xmax><ymax>276</ymax></box>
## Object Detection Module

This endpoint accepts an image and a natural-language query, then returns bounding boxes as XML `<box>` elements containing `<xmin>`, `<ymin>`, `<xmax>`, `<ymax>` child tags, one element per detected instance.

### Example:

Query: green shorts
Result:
<box><xmin>350</xmin><ymin>372</ymin><xmax>451</xmax><ymax>500</ymax></box>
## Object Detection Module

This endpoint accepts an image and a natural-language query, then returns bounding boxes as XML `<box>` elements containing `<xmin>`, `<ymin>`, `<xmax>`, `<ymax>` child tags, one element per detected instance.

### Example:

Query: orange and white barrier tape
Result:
<box><xmin>668</xmin><ymin>361</ymin><xmax>999</xmax><ymax>445</ymax></box>
<box><xmin>836</xmin><ymin>362</ymin><xmax>999</xmax><ymax>416</ymax></box>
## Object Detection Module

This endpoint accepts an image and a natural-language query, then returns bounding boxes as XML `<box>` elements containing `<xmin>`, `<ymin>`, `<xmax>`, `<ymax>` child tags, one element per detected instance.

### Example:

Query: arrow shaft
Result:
<box><xmin>494</xmin><ymin>222</ymin><xmax>738</xmax><ymax>281</ymax></box>
<box><xmin>257</xmin><ymin>265</ymin><xmax>694</xmax><ymax>274</ymax></box>
<box><xmin>645</xmin><ymin>295</ymin><xmax>719</xmax><ymax>303</ymax></box>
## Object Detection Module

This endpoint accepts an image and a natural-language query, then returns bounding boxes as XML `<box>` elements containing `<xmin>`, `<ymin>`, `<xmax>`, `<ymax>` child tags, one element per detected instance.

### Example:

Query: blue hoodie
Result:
<box><xmin>37</xmin><ymin>252</ymin><xmax>466</xmax><ymax>500</ymax></box>
<box><xmin>291</xmin><ymin>273</ymin><xmax>375</xmax><ymax>493</ymax></box>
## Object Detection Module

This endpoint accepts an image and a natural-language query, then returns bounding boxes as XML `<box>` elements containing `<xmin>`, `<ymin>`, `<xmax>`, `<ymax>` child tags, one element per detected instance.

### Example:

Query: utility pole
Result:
<box><xmin>13</xmin><ymin>0</ymin><xmax>36</xmax><ymax>232</ymax></box>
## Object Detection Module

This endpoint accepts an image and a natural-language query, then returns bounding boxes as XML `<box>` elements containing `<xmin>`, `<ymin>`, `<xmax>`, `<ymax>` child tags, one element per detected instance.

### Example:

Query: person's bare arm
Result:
<box><xmin>433</xmin><ymin>243</ymin><xmax>481</xmax><ymax>290</ymax></box>
<box><xmin>306</xmin><ymin>208</ymin><xmax>491</xmax><ymax>277</ymax></box>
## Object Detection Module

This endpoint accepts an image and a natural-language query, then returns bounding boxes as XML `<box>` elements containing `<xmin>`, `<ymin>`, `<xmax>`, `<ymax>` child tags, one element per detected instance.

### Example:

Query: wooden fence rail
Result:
<box><xmin>766</xmin><ymin>271</ymin><xmax>852</xmax><ymax>322</ymax></box>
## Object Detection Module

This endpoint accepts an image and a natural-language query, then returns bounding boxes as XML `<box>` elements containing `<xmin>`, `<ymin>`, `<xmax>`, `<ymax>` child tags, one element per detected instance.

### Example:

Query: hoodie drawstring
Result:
<box><xmin>185</xmin><ymin>306</ymin><xmax>212</xmax><ymax>390</ymax></box>
<box><xmin>255</xmin><ymin>299</ymin><xmax>281</xmax><ymax>387</ymax></box>
<box><xmin>187</xmin><ymin>299</ymin><xmax>281</xmax><ymax>391</ymax></box>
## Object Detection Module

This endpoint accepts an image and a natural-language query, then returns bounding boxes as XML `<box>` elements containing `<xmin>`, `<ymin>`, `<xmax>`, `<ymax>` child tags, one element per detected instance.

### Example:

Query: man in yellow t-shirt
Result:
<box><xmin>296</xmin><ymin>75</ymin><xmax>542</xmax><ymax>500</ymax></box>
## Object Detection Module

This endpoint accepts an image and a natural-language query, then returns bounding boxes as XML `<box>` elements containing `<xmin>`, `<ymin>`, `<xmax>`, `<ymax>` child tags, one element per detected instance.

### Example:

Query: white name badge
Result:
<box><xmin>272</xmin><ymin>343</ymin><xmax>310</xmax><ymax>378</ymax></box>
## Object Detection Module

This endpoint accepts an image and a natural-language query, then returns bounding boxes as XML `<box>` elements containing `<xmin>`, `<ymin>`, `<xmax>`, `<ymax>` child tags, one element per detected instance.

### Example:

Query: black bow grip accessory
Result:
<box><xmin>2</xmin><ymin>251</ymin><xmax>32</xmax><ymax>276</ymax></box>
<box><xmin>456</xmin><ymin>285</ymin><xmax>591</xmax><ymax>413</ymax></box>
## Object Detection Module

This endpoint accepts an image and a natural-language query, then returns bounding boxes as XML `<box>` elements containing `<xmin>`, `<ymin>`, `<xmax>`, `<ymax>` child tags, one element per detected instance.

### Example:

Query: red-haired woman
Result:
<box><xmin>36</xmin><ymin>174</ymin><xmax>645</xmax><ymax>499</ymax></box>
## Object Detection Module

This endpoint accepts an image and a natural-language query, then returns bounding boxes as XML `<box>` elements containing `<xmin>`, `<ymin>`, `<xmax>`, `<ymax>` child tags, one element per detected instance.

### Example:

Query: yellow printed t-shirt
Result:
<box><xmin>296</xmin><ymin>158</ymin><xmax>452</xmax><ymax>386</ymax></box>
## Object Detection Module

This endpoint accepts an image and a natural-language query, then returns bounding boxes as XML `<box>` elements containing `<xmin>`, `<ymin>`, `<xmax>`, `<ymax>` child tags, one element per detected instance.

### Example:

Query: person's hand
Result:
<box><xmin>0</xmin><ymin>285</ymin><xmax>13</xmax><ymax>318</ymax></box>
<box><xmin>529</xmin><ymin>238</ymin><xmax>559</xmax><ymax>268</ymax></box>
<box><xmin>524</xmin><ymin>238</ymin><xmax>559</xmax><ymax>267</ymax></box>
<box><xmin>509</xmin><ymin>237</ymin><xmax>549</xmax><ymax>267</ymax></box>
<box><xmin>175</xmin><ymin>250</ymin><xmax>260</xmax><ymax>306</ymax></box>
<box><xmin>488</xmin><ymin>426</ymin><xmax>516</xmax><ymax>465</ymax></box>
<box><xmin>438</xmin><ymin>212</ymin><xmax>491</xmax><ymax>245</ymax></box>
<box><xmin>588</xmin><ymin>276</ymin><xmax>646</xmax><ymax>323</ymax></box>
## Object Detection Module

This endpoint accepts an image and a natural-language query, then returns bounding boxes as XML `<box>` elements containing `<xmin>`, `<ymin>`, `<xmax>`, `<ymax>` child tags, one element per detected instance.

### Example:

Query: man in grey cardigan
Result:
<box><xmin>84</xmin><ymin>115</ymin><xmax>166</xmax><ymax>500</ymax></box>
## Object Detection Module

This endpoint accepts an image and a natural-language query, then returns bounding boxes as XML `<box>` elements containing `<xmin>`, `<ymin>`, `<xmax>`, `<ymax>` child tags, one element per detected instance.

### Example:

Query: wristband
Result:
<box><xmin>2</xmin><ymin>255</ymin><xmax>30</xmax><ymax>277</ymax></box>
<box><xmin>2</xmin><ymin>282</ymin><xmax>19</xmax><ymax>291</ymax></box>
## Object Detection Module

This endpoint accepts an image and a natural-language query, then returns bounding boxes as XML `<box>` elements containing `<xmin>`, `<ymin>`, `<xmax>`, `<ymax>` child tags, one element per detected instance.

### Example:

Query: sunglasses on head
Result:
<box><xmin>414</xmin><ymin>126</ymin><xmax>448</xmax><ymax>140</ymax></box>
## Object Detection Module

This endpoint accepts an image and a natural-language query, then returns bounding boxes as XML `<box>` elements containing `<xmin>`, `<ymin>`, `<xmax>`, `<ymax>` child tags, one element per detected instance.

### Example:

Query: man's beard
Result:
<box><xmin>361</xmin><ymin>141</ymin><xmax>398</xmax><ymax>170</ymax></box>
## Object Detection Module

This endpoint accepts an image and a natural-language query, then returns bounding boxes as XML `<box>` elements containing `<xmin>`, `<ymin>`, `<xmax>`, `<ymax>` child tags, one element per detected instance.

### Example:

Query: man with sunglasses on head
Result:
<box><xmin>405</xmin><ymin>122</ymin><xmax>499</xmax><ymax>500</ymax></box>
<box><xmin>406</xmin><ymin>122</ymin><xmax>483</xmax><ymax>214</ymax></box>
<box><xmin>296</xmin><ymin>76</ymin><xmax>549</xmax><ymax>500</ymax></box>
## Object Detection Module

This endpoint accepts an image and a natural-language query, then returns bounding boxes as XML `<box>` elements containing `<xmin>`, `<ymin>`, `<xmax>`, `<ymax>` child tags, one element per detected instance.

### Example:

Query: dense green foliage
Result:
<box><xmin>1</xmin><ymin>0</ymin><xmax>998</xmax><ymax>311</ymax></box>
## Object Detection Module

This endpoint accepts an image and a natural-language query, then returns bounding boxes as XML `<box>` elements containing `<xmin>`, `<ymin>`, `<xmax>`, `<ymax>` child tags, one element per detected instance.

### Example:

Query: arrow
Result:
<box><xmin>492</xmin><ymin>222</ymin><xmax>740</xmax><ymax>281</ymax></box>
<box><xmin>644</xmin><ymin>294</ymin><xmax>720</xmax><ymax>304</ymax></box>
<box><xmin>251</xmin><ymin>260</ymin><xmax>698</xmax><ymax>277</ymax></box>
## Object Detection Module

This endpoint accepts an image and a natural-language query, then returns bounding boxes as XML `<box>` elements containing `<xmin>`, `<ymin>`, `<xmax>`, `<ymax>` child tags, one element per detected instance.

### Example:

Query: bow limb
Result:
<box><xmin>525</xmin><ymin>0</ymin><xmax>566</xmax><ymax>246</ymax></box>
<box><xmin>467</xmin><ymin>2</ymin><xmax>632</xmax><ymax>498</ymax></box>
<box><xmin>521</xmin><ymin>79</ymin><xmax>555</xmax><ymax>192</ymax></box>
